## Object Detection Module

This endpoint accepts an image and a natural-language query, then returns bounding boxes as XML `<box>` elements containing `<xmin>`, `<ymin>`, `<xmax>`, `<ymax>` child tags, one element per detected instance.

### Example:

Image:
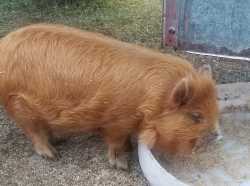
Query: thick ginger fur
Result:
<box><xmin>0</xmin><ymin>24</ymin><xmax>220</xmax><ymax>169</ymax></box>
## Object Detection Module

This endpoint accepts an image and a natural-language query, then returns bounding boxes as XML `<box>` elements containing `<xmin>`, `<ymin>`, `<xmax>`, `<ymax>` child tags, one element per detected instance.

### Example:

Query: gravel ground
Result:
<box><xmin>0</xmin><ymin>108</ymin><xmax>148</xmax><ymax>186</ymax></box>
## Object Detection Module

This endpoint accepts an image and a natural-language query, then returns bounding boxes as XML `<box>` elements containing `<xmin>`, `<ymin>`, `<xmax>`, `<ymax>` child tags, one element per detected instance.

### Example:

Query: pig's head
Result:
<box><xmin>139</xmin><ymin>65</ymin><xmax>221</xmax><ymax>154</ymax></box>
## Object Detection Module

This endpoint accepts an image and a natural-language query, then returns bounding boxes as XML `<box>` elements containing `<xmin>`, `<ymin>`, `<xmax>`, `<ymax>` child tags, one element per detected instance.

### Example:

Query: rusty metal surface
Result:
<box><xmin>163</xmin><ymin>0</ymin><xmax>178</xmax><ymax>48</ymax></box>
<box><xmin>164</xmin><ymin>0</ymin><xmax>250</xmax><ymax>58</ymax></box>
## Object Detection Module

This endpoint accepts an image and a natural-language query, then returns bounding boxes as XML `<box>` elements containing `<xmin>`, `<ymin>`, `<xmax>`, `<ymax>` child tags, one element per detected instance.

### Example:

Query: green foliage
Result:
<box><xmin>0</xmin><ymin>0</ymin><xmax>162</xmax><ymax>48</ymax></box>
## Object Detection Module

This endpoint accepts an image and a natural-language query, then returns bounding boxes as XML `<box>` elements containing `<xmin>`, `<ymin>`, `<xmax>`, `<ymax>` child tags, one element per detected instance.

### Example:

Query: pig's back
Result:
<box><xmin>0</xmin><ymin>24</ymin><xmax>193</xmax><ymax>109</ymax></box>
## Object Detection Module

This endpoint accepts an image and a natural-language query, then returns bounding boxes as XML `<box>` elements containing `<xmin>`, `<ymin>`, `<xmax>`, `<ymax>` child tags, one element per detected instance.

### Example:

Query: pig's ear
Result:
<box><xmin>169</xmin><ymin>77</ymin><xmax>194</xmax><ymax>108</ymax></box>
<box><xmin>198</xmin><ymin>64</ymin><xmax>212</xmax><ymax>77</ymax></box>
<box><xmin>139</xmin><ymin>128</ymin><xmax>157</xmax><ymax>149</ymax></box>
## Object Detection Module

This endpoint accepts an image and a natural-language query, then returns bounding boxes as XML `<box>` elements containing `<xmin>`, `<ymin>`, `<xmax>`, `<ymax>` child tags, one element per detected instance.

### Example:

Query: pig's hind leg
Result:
<box><xmin>5</xmin><ymin>94</ymin><xmax>59</xmax><ymax>160</ymax></box>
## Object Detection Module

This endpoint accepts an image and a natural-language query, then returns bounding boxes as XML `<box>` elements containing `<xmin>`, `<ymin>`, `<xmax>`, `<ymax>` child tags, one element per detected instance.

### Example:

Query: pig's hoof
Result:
<box><xmin>108</xmin><ymin>153</ymin><xmax>129</xmax><ymax>170</ymax></box>
<box><xmin>34</xmin><ymin>144</ymin><xmax>60</xmax><ymax>160</ymax></box>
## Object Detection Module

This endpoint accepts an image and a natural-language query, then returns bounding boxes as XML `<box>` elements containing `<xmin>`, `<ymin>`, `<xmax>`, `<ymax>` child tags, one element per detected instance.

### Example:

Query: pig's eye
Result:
<box><xmin>189</xmin><ymin>112</ymin><xmax>203</xmax><ymax>123</ymax></box>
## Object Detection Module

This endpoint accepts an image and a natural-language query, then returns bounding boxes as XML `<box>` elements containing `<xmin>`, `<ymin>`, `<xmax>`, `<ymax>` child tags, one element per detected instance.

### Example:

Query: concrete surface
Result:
<box><xmin>0</xmin><ymin>108</ymin><xmax>148</xmax><ymax>186</ymax></box>
<box><xmin>217</xmin><ymin>82</ymin><xmax>250</xmax><ymax>113</ymax></box>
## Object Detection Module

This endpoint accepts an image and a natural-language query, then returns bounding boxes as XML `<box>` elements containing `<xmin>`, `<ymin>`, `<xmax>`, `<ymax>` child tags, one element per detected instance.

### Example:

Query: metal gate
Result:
<box><xmin>163</xmin><ymin>0</ymin><xmax>250</xmax><ymax>60</ymax></box>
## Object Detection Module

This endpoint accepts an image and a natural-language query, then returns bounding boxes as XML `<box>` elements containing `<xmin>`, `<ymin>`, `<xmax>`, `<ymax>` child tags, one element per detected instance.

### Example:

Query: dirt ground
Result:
<box><xmin>0</xmin><ymin>108</ymin><xmax>148</xmax><ymax>186</ymax></box>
